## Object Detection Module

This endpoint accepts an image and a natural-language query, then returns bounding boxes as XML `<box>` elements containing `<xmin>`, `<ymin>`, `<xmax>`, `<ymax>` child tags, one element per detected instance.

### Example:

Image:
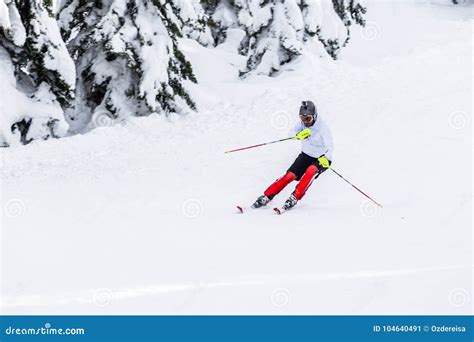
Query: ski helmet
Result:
<box><xmin>299</xmin><ymin>101</ymin><xmax>317</xmax><ymax>119</ymax></box>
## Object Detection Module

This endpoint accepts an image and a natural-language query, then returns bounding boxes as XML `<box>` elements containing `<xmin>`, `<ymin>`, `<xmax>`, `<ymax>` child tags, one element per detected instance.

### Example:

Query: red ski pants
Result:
<box><xmin>264</xmin><ymin>164</ymin><xmax>319</xmax><ymax>200</ymax></box>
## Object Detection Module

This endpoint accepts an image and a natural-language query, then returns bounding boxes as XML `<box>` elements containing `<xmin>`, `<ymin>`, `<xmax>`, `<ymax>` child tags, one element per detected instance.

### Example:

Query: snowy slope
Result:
<box><xmin>1</xmin><ymin>1</ymin><xmax>472</xmax><ymax>314</ymax></box>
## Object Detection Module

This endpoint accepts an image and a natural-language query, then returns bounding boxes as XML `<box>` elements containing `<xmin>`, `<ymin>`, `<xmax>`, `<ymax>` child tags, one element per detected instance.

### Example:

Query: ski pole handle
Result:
<box><xmin>224</xmin><ymin>137</ymin><xmax>295</xmax><ymax>154</ymax></box>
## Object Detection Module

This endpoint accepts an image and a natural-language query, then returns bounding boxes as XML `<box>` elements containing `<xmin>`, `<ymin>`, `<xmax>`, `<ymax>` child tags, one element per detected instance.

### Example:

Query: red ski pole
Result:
<box><xmin>224</xmin><ymin>137</ymin><xmax>295</xmax><ymax>154</ymax></box>
<box><xmin>329</xmin><ymin>167</ymin><xmax>383</xmax><ymax>208</ymax></box>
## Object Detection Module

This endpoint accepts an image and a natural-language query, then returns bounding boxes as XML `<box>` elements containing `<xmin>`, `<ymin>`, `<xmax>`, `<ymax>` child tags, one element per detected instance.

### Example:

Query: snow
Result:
<box><xmin>2</xmin><ymin>1</ymin><xmax>26</xmax><ymax>46</ymax></box>
<box><xmin>0</xmin><ymin>1</ymin><xmax>472</xmax><ymax>314</ymax></box>
<box><xmin>0</xmin><ymin>0</ymin><xmax>10</xmax><ymax>29</ymax></box>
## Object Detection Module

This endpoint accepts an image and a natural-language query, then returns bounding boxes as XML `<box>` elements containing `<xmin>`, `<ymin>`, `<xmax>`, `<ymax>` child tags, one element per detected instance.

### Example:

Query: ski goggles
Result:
<box><xmin>299</xmin><ymin>115</ymin><xmax>314</xmax><ymax>123</ymax></box>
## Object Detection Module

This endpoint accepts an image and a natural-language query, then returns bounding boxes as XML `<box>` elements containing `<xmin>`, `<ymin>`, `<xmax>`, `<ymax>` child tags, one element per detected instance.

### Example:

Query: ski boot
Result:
<box><xmin>281</xmin><ymin>194</ymin><xmax>298</xmax><ymax>211</ymax></box>
<box><xmin>251</xmin><ymin>195</ymin><xmax>271</xmax><ymax>208</ymax></box>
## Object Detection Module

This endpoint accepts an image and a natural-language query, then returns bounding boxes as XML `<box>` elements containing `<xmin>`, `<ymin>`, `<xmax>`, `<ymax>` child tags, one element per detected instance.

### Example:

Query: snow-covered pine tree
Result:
<box><xmin>58</xmin><ymin>0</ymin><xmax>198</xmax><ymax>132</ymax></box>
<box><xmin>203</xmin><ymin>0</ymin><xmax>367</xmax><ymax>77</ymax></box>
<box><xmin>166</xmin><ymin>0</ymin><xmax>214</xmax><ymax>46</ymax></box>
<box><xmin>236</xmin><ymin>0</ymin><xmax>305</xmax><ymax>76</ymax></box>
<box><xmin>201</xmin><ymin>0</ymin><xmax>238</xmax><ymax>46</ymax></box>
<box><xmin>0</xmin><ymin>0</ymin><xmax>75</xmax><ymax>145</ymax></box>
<box><xmin>326</xmin><ymin>0</ymin><xmax>366</xmax><ymax>57</ymax></box>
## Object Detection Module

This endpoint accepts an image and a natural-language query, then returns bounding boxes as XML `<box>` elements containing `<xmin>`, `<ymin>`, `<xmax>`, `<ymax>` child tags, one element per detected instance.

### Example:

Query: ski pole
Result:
<box><xmin>224</xmin><ymin>137</ymin><xmax>295</xmax><ymax>154</ymax></box>
<box><xmin>329</xmin><ymin>167</ymin><xmax>383</xmax><ymax>208</ymax></box>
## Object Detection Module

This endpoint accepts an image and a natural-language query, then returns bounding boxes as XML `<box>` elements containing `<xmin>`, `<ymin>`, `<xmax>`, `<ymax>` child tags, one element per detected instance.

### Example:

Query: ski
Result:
<box><xmin>273</xmin><ymin>204</ymin><xmax>297</xmax><ymax>214</ymax></box>
<box><xmin>273</xmin><ymin>207</ymin><xmax>288</xmax><ymax>215</ymax></box>
<box><xmin>274</xmin><ymin>195</ymin><xmax>298</xmax><ymax>214</ymax></box>
<box><xmin>236</xmin><ymin>204</ymin><xmax>267</xmax><ymax>213</ymax></box>
<box><xmin>236</xmin><ymin>205</ymin><xmax>260</xmax><ymax>213</ymax></box>
<box><xmin>237</xmin><ymin>194</ymin><xmax>273</xmax><ymax>213</ymax></box>
<box><xmin>238</xmin><ymin>205</ymin><xmax>291</xmax><ymax>214</ymax></box>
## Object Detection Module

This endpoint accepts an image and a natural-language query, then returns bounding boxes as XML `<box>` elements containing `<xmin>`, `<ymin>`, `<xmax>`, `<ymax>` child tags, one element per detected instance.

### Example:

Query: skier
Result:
<box><xmin>252</xmin><ymin>101</ymin><xmax>334</xmax><ymax>213</ymax></box>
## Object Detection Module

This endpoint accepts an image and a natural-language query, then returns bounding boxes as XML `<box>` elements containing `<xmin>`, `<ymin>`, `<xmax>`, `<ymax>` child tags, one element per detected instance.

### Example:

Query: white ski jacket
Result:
<box><xmin>289</xmin><ymin>117</ymin><xmax>334</xmax><ymax>161</ymax></box>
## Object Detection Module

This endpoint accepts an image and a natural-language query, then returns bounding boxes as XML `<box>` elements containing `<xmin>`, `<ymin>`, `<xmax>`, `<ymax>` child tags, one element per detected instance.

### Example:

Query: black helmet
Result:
<box><xmin>299</xmin><ymin>101</ymin><xmax>317</xmax><ymax>118</ymax></box>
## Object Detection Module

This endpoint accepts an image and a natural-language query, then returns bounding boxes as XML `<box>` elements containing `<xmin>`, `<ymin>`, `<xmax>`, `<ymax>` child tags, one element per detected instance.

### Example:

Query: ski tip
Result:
<box><xmin>236</xmin><ymin>206</ymin><xmax>244</xmax><ymax>214</ymax></box>
<box><xmin>273</xmin><ymin>207</ymin><xmax>281</xmax><ymax>215</ymax></box>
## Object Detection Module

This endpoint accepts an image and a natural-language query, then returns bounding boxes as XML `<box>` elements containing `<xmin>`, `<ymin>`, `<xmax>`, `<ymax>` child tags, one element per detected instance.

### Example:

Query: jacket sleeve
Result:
<box><xmin>321</xmin><ymin>121</ymin><xmax>334</xmax><ymax>161</ymax></box>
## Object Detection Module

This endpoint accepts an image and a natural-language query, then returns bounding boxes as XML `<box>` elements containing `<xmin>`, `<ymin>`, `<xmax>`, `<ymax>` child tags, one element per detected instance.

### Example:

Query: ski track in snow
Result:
<box><xmin>1</xmin><ymin>1</ymin><xmax>472</xmax><ymax>314</ymax></box>
<box><xmin>3</xmin><ymin>265</ymin><xmax>471</xmax><ymax>314</ymax></box>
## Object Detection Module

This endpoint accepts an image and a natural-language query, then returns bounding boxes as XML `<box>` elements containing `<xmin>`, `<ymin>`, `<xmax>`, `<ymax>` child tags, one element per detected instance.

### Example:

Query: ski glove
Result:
<box><xmin>295</xmin><ymin>128</ymin><xmax>311</xmax><ymax>140</ymax></box>
<box><xmin>317</xmin><ymin>156</ymin><xmax>331</xmax><ymax>169</ymax></box>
